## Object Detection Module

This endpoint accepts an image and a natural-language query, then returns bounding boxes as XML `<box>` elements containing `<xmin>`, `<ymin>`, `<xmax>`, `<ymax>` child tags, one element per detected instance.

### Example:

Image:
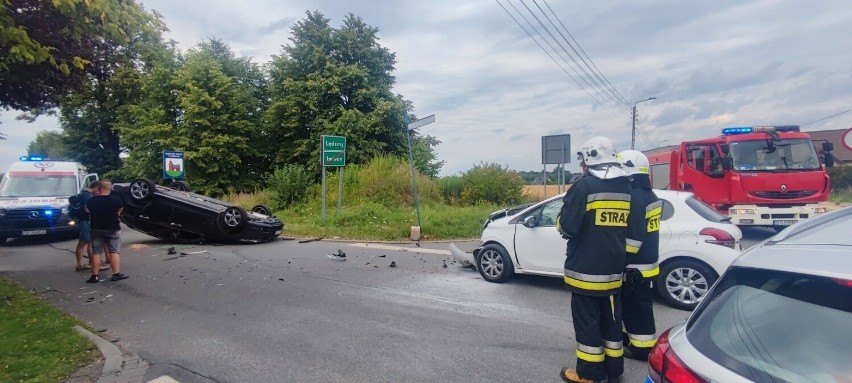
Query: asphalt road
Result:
<box><xmin>0</xmin><ymin>227</ymin><xmax>776</xmax><ymax>383</ymax></box>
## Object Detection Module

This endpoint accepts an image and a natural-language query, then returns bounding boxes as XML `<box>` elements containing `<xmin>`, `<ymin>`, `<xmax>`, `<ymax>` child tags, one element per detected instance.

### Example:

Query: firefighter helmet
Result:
<box><xmin>618</xmin><ymin>150</ymin><xmax>650</xmax><ymax>176</ymax></box>
<box><xmin>577</xmin><ymin>136</ymin><xmax>620</xmax><ymax>166</ymax></box>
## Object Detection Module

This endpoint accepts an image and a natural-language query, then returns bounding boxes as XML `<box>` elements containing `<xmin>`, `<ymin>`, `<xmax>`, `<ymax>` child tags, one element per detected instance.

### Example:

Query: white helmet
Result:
<box><xmin>577</xmin><ymin>136</ymin><xmax>619</xmax><ymax>166</ymax></box>
<box><xmin>617</xmin><ymin>150</ymin><xmax>650</xmax><ymax>176</ymax></box>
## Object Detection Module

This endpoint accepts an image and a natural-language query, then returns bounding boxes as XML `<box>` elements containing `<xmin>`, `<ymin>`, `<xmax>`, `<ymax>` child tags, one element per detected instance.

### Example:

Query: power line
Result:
<box><xmin>495</xmin><ymin>0</ymin><xmax>617</xmax><ymax>112</ymax></box>
<box><xmin>536</xmin><ymin>0</ymin><xmax>632</xmax><ymax>109</ymax></box>
<box><xmin>510</xmin><ymin>0</ymin><xmax>630</xmax><ymax>113</ymax></box>
<box><xmin>801</xmin><ymin>108</ymin><xmax>852</xmax><ymax>127</ymax></box>
<box><xmin>521</xmin><ymin>0</ymin><xmax>630</xmax><ymax>112</ymax></box>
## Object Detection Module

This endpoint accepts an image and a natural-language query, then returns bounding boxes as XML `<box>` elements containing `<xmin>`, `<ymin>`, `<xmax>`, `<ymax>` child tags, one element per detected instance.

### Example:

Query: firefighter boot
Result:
<box><xmin>560</xmin><ymin>367</ymin><xmax>596</xmax><ymax>383</ymax></box>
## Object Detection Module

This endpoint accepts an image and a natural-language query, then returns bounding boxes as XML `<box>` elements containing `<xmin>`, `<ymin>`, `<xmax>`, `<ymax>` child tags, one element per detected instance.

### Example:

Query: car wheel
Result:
<box><xmin>476</xmin><ymin>244</ymin><xmax>514</xmax><ymax>283</ymax></box>
<box><xmin>251</xmin><ymin>204</ymin><xmax>273</xmax><ymax>216</ymax></box>
<box><xmin>128</xmin><ymin>179</ymin><xmax>156</xmax><ymax>203</ymax></box>
<box><xmin>219</xmin><ymin>206</ymin><xmax>247</xmax><ymax>232</ymax></box>
<box><xmin>656</xmin><ymin>259</ymin><xmax>717</xmax><ymax>311</ymax></box>
<box><xmin>169</xmin><ymin>180</ymin><xmax>191</xmax><ymax>192</ymax></box>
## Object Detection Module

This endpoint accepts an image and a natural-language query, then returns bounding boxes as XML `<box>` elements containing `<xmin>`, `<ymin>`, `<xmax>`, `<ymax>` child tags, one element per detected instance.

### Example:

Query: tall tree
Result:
<box><xmin>25</xmin><ymin>130</ymin><xmax>69</xmax><ymax>159</ymax></box>
<box><xmin>266</xmin><ymin>11</ymin><xmax>409</xmax><ymax>177</ymax></box>
<box><xmin>57</xmin><ymin>4</ymin><xmax>168</xmax><ymax>175</ymax></box>
<box><xmin>0</xmin><ymin>0</ymin><xmax>162</xmax><ymax>113</ymax></box>
<box><xmin>117</xmin><ymin>39</ymin><xmax>267</xmax><ymax>194</ymax></box>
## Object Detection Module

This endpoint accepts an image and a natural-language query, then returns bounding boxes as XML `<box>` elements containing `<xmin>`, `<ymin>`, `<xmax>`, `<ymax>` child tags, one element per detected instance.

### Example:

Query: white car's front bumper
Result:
<box><xmin>448</xmin><ymin>243</ymin><xmax>475</xmax><ymax>267</ymax></box>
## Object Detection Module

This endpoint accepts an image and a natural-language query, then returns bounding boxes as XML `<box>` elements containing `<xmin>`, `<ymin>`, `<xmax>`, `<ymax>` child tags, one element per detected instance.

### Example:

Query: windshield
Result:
<box><xmin>0</xmin><ymin>173</ymin><xmax>79</xmax><ymax>197</ymax></box>
<box><xmin>730</xmin><ymin>138</ymin><xmax>821</xmax><ymax>171</ymax></box>
<box><xmin>685</xmin><ymin>197</ymin><xmax>729</xmax><ymax>223</ymax></box>
<box><xmin>687</xmin><ymin>267</ymin><xmax>852</xmax><ymax>382</ymax></box>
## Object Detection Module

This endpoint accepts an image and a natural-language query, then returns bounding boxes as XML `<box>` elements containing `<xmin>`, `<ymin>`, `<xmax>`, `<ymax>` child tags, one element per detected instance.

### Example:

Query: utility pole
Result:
<box><xmin>632</xmin><ymin>97</ymin><xmax>656</xmax><ymax>149</ymax></box>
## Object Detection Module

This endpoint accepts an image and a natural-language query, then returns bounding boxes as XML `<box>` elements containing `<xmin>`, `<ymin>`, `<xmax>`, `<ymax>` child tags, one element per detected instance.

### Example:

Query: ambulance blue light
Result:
<box><xmin>44</xmin><ymin>210</ymin><xmax>54</xmax><ymax>216</ymax></box>
<box><xmin>722</xmin><ymin>127</ymin><xmax>753</xmax><ymax>135</ymax></box>
<box><xmin>19</xmin><ymin>155</ymin><xmax>45</xmax><ymax>161</ymax></box>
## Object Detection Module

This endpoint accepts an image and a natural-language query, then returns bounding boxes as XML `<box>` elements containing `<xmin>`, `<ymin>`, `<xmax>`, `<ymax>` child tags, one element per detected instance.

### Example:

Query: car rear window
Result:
<box><xmin>685</xmin><ymin>197</ymin><xmax>729</xmax><ymax>223</ymax></box>
<box><xmin>686</xmin><ymin>267</ymin><xmax>852</xmax><ymax>382</ymax></box>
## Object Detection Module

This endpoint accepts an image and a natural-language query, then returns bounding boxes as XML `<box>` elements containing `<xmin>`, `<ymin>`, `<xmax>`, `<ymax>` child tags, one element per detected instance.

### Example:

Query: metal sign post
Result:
<box><xmin>405</xmin><ymin>113</ymin><xmax>435</xmax><ymax>240</ymax></box>
<box><xmin>541</xmin><ymin>134</ymin><xmax>572</xmax><ymax>196</ymax></box>
<box><xmin>321</xmin><ymin>135</ymin><xmax>346</xmax><ymax>224</ymax></box>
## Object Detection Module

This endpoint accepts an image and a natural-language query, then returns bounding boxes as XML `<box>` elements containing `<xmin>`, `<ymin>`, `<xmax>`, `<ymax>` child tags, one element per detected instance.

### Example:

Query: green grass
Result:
<box><xmin>278</xmin><ymin>200</ymin><xmax>502</xmax><ymax>241</ymax></box>
<box><xmin>830</xmin><ymin>187</ymin><xmax>852</xmax><ymax>204</ymax></box>
<box><xmin>0</xmin><ymin>276</ymin><xmax>98</xmax><ymax>383</ymax></box>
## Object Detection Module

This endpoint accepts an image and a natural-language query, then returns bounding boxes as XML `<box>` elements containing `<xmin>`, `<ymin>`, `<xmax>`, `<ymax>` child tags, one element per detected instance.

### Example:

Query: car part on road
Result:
<box><xmin>656</xmin><ymin>259</ymin><xmax>717</xmax><ymax>311</ymax></box>
<box><xmin>476</xmin><ymin>244</ymin><xmax>514</xmax><ymax>283</ymax></box>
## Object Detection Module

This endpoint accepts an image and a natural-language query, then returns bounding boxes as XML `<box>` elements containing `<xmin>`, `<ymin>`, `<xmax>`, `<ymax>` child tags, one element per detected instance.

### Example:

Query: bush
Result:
<box><xmin>267</xmin><ymin>164</ymin><xmax>313</xmax><ymax>209</ymax></box>
<box><xmin>829</xmin><ymin>164</ymin><xmax>852</xmax><ymax>190</ymax></box>
<box><xmin>439</xmin><ymin>175</ymin><xmax>464</xmax><ymax>204</ymax></box>
<box><xmin>460</xmin><ymin>162</ymin><xmax>525</xmax><ymax>205</ymax></box>
<box><xmin>329</xmin><ymin>155</ymin><xmax>441</xmax><ymax>207</ymax></box>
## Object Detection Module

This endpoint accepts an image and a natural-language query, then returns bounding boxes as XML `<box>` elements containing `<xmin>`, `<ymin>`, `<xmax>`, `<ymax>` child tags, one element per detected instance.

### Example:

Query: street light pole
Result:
<box><xmin>657</xmin><ymin>139</ymin><xmax>669</xmax><ymax>148</ymax></box>
<box><xmin>632</xmin><ymin>97</ymin><xmax>656</xmax><ymax>150</ymax></box>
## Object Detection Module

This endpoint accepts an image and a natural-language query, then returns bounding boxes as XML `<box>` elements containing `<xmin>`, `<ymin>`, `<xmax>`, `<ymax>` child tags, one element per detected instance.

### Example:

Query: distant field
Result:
<box><xmin>523</xmin><ymin>184</ymin><xmax>570</xmax><ymax>201</ymax></box>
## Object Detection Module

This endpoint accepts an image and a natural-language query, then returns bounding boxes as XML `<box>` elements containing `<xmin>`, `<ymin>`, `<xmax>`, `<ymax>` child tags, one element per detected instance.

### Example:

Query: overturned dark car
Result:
<box><xmin>111</xmin><ymin>179</ymin><xmax>283</xmax><ymax>244</ymax></box>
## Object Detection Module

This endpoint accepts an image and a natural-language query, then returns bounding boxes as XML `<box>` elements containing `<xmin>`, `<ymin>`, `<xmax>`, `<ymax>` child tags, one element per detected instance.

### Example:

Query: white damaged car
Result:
<box><xmin>450</xmin><ymin>190</ymin><xmax>742</xmax><ymax>310</ymax></box>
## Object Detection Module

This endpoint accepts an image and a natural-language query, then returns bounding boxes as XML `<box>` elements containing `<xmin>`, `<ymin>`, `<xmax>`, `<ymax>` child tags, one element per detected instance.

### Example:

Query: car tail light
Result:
<box><xmin>832</xmin><ymin>278</ymin><xmax>852</xmax><ymax>288</ymax></box>
<box><xmin>648</xmin><ymin>329</ymin><xmax>707</xmax><ymax>383</ymax></box>
<box><xmin>699</xmin><ymin>228</ymin><xmax>735</xmax><ymax>248</ymax></box>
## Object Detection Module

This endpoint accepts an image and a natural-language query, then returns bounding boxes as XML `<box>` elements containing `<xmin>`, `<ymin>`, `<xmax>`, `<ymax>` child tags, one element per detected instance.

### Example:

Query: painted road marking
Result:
<box><xmin>148</xmin><ymin>376</ymin><xmax>180</xmax><ymax>383</ymax></box>
<box><xmin>349</xmin><ymin>243</ymin><xmax>451</xmax><ymax>256</ymax></box>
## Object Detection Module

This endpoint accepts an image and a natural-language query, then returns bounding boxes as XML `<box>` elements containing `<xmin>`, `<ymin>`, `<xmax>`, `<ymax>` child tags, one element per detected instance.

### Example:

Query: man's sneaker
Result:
<box><xmin>86</xmin><ymin>275</ymin><xmax>99</xmax><ymax>283</ymax></box>
<box><xmin>110</xmin><ymin>273</ymin><xmax>129</xmax><ymax>282</ymax></box>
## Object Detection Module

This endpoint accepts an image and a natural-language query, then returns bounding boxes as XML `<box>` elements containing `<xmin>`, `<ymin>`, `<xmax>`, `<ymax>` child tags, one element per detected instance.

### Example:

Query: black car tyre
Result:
<box><xmin>251</xmin><ymin>204</ymin><xmax>273</xmax><ymax>216</ymax></box>
<box><xmin>219</xmin><ymin>206</ymin><xmax>247</xmax><ymax>232</ymax></box>
<box><xmin>128</xmin><ymin>179</ymin><xmax>156</xmax><ymax>203</ymax></box>
<box><xmin>476</xmin><ymin>243</ymin><xmax>514</xmax><ymax>283</ymax></box>
<box><xmin>656</xmin><ymin>259</ymin><xmax>717</xmax><ymax>311</ymax></box>
<box><xmin>169</xmin><ymin>180</ymin><xmax>191</xmax><ymax>192</ymax></box>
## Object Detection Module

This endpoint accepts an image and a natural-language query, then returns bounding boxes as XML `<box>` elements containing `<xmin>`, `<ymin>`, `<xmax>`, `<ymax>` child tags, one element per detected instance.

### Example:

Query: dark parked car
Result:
<box><xmin>112</xmin><ymin>179</ymin><xmax>283</xmax><ymax>243</ymax></box>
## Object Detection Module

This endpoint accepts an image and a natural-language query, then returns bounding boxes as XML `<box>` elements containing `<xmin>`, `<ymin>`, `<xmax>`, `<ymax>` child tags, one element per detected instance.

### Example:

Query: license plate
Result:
<box><xmin>773</xmin><ymin>220</ymin><xmax>797</xmax><ymax>226</ymax></box>
<box><xmin>22</xmin><ymin>229</ymin><xmax>47</xmax><ymax>236</ymax></box>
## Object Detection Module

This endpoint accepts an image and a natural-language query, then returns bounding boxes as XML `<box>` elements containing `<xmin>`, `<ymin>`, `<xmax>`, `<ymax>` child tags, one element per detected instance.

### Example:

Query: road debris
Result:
<box><xmin>327</xmin><ymin>249</ymin><xmax>346</xmax><ymax>261</ymax></box>
<box><xmin>180</xmin><ymin>250</ymin><xmax>209</xmax><ymax>255</ymax></box>
<box><xmin>389</xmin><ymin>261</ymin><xmax>397</xmax><ymax>268</ymax></box>
<box><xmin>167</xmin><ymin>247</ymin><xmax>176</xmax><ymax>255</ymax></box>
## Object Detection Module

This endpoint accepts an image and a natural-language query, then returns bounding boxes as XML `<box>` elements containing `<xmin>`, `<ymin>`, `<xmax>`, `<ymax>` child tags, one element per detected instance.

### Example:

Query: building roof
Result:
<box><xmin>805</xmin><ymin>128</ymin><xmax>852</xmax><ymax>163</ymax></box>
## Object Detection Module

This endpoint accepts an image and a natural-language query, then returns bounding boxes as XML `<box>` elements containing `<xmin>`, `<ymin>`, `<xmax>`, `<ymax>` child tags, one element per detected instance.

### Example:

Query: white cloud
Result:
<box><xmin>2</xmin><ymin>0</ymin><xmax>852</xmax><ymax>177</ymax></box>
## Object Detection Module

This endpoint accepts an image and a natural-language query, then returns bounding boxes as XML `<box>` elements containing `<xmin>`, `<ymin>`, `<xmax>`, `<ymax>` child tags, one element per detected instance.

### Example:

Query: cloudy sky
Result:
<box><xmin>2</xmin><ymin>0</ymin><xmax>852</xmax><ymax>176</ymax></box>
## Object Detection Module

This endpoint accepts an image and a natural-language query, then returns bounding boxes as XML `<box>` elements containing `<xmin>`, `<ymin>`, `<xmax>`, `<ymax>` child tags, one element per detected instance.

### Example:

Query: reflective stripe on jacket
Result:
<box><xmin>558</xmin><ymin>175</ymin><xmax>632</xmax><ymax>296</ymax></box>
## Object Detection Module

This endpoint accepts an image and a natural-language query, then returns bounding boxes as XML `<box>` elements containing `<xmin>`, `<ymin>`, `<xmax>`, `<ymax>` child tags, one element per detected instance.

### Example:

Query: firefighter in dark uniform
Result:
<box><xmin>618</xmin><ymin>149</ymin><xmax>661</xmax><ymax>361</ymax></box>
<box><xmin>557</xmin><ymin>136</ymin><xmax>632</xmax><ymax>383</ymax></box>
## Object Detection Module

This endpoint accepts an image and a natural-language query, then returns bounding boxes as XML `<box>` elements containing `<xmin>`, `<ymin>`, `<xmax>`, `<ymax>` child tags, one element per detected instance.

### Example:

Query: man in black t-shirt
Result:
<box><xmin>85</xmin><ymin>179</ymin><xmax>128</xmax><ymax>283</ymax></box>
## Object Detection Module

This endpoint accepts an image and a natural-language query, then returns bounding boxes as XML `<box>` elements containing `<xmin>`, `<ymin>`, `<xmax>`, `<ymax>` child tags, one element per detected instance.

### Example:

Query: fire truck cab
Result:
<box><xmin>646</xmin><ymin>125</ymin><xmax>833</xmax><ymax>231</ymax></box>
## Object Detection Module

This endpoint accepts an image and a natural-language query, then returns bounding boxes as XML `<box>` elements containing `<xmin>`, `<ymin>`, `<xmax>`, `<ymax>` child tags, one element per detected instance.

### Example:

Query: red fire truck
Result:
<box><xmin>644</xmin><ymin>125</ymin><xmax>835</xmax><ymax>231</ymax></box>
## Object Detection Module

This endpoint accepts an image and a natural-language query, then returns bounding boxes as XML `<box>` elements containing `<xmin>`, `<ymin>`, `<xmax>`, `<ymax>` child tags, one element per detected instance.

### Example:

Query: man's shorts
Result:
<box><xmin>78</xmin><ymin>220</ymin><xmax>92</xmax><ymax>242</ymax></box>
<box><xmin>91</xmin><ymin>229</ymin><xmax>121</xmax><ymax>254</ymax></box>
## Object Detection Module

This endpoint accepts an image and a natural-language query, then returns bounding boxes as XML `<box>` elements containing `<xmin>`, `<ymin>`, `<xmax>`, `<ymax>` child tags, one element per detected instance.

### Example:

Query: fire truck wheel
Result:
<box><xmin>476</xmin><ymin>244</ymin><xmax>514</xmax><ymax>283</ymax></box>
<box><xmin>656</xmin><ymin>259</ymin><xmax>717</xmax><ymax>311</ymax></box>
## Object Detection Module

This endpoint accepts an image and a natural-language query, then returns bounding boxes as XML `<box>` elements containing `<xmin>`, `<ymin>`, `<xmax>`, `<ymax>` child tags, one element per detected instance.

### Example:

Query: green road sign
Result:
<box><xmin>323</xmin><ymin>151</ymin><xmax>346</xmax><ymax>167</ymax></box>
<box><xmin>322</xmin><ymin>135</ymin><xmax>346</xmax><ymax>152</ymax></box>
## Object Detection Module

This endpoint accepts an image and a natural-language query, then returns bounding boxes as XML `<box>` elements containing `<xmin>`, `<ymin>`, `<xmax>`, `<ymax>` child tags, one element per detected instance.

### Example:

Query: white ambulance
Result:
<box><xmin>0</xmin><ymin>156</ymin><xmax>99</xmax><ymax>244</ymax></box>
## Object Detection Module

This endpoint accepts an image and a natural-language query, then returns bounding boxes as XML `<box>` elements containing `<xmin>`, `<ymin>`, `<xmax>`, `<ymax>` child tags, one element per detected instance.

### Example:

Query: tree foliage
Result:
<box><xmin>0</xmin><ymin>0</ymin><xmax>164</xmax><ymax>113</ymax></box>
<box><xmin>266</xmin><ymin>11</ymin><xmax>410</xmax><ymax>177</ymax></box>
<box><xmin>460</xmin><ymin>162</ymin><xmax>525</xmax><ymax>205</ymax></box>
<box><xmin>117</xmin><ymin>39</ymin><xmax>268</xmax><ymax>194</ymax></box>
<box><xmin>25</xmin><ymin>130</ymin><xmax>68</xmax><ymax>159</ymax></box>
